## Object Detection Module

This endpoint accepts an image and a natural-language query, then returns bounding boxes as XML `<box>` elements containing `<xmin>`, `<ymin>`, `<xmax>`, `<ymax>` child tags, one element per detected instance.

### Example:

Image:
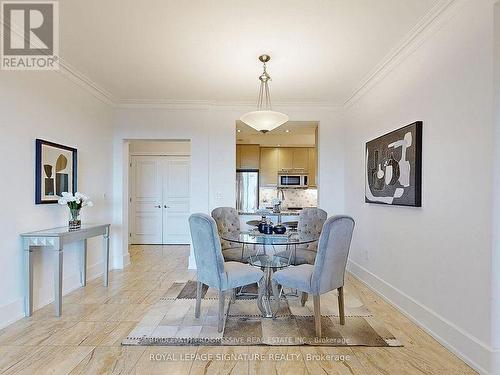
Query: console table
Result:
<box><xmin>20</xmin><ymin>224</ymin><xmax>110</xmax><ymax>317</ymax></box>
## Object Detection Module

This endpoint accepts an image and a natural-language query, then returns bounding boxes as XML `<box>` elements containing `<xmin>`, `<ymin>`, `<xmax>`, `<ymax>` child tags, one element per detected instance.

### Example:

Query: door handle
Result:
<box><xmin>164</xmin><ymin>205</ymin><xmax>169</xmax><ymax>209</ymax></box>
<box><xmin>155</xmin><ymin>205</ymin><xmax>161</xmax><ymax>208</ymax></box>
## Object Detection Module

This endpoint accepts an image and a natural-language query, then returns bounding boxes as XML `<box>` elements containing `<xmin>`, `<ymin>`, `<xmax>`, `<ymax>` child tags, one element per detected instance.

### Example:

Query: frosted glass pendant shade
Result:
<box><xmin>240</xmin><ymin>110</ymin><xmax>289</xmax><ymax>133</ymax></box>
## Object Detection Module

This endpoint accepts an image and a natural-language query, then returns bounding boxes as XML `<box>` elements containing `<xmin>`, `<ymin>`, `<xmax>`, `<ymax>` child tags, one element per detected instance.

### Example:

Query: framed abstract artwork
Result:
<box><xmin>365</xmin><ymin>121</ymin><xmax>422</xmax><ymax>207</ymax></box>
<box><xmin>35</xmin><ymin>139</ymin><xmax>78</xmax><ymax>204</ymax></box>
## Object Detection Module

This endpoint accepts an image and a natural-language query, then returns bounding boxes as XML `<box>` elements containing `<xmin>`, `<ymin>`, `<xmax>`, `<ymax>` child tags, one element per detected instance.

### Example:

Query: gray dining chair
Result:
<box><xmin>272</xmin><ymin>215</ymin><xmax>355</xmax><ymax>337</ymax></box>
<box><xmin>211</xmin><ymin>207</ymin><xmax>248</xmax><ymax>262</ymax></box>
<box><xmin>276</xmin><ymin>208</ymin><xmax>328</xmax><ymax>265</ymax></box>
<box><xmin>189</xmin><ymin>213</ymin><xmax>264</xmax><ymax>332</ymax></box>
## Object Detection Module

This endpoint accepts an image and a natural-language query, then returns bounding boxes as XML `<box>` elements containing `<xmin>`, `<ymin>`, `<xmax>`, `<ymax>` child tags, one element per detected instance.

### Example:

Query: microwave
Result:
<box><xmin>278</xmin><ymin>173</ymin><xmax>308</xmax><ymax>188</ymax></box>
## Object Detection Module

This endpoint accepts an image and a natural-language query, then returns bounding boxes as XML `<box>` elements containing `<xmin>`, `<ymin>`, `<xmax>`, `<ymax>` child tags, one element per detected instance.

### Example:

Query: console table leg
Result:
<box><xmin>103</xmin><ymin>231</ymin><xmax>109</xmax><ymax>287</ymax></box>
<box><xmin>80</xmin><ymin>239</ymin><xmax>87</xmax><ymax>286</ymax></box>
<box><xmin>54</xmin><ymin>251</ymin><xmax>63</xmax><ymax>316</ymax></box>
<box><xmin>24</xmin><ymin>250</ymin><xmax>33</xmax><ymax>317</ymax></box>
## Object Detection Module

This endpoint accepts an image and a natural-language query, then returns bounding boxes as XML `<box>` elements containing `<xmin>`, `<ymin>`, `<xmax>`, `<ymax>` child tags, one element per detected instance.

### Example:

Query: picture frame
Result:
<box><xmin>35</xmin><ymin>139</ymin><xmax>78</xmax><ymax>204</ymax></box>
<box><xmin>364</xmin><ymin>121</ymin><xmax>422</xmax><ymax>207</ymax></box>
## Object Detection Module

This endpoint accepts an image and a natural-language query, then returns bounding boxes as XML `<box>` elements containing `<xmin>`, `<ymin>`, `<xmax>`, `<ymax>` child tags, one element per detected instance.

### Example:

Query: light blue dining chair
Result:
<box><xmin>272</xmin><ymin>215</ymin><xmax>355</xmax><ymax>337</ymax></box>
<box><xmin>276</xmin><ymin>207</ymin><xmax>328</xmax><ymax>265</ymax></box>
<box><xmin>189</xmin><ymin>213</ymin><xmax>264</xmax><ymax>332</ymax></box>
<box><xmin>211</xmin><ymin>207</ymin><xmax>247</xmax><ymax>262</ymax></box>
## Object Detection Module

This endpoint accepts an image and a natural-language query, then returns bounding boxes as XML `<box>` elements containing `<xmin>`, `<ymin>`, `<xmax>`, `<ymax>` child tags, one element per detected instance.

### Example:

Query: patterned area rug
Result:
<box><xmin>122</xmin><ymin>281</ymin><xmax>402</xmax><ymax>347</ymax></box>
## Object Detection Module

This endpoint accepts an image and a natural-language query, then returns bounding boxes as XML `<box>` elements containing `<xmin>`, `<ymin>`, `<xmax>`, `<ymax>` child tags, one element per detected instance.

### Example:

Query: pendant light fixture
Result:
<box><xmin>240</xmin><ymin>54</ymin><xmax>289</xmax><ymax>133</ymax></box>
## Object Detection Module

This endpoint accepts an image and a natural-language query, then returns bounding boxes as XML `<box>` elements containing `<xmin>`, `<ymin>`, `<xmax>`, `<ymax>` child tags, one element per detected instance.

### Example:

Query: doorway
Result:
<box><xmin>129</xmin><ymin>141</ymin><xmax>191</xmax><ymax>245</ymax></box>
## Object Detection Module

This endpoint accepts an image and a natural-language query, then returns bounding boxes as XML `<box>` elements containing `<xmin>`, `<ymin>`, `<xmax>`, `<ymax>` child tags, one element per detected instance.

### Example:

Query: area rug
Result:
<box><xmin>122</xmin><ymin>281</ymin><xmax>402</xmax><ymax>347</ymax></box>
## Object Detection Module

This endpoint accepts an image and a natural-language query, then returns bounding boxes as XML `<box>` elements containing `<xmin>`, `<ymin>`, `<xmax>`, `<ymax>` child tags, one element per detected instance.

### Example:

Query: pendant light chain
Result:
<box><xmin>240</xmin><ymin>54</ymin><xmax>289</xmax><ymax>133</ymax></box>
<box><xmin>258</xmin><ymin>60</ymin><xmax>272</xmax><ymax>110</ymax></box>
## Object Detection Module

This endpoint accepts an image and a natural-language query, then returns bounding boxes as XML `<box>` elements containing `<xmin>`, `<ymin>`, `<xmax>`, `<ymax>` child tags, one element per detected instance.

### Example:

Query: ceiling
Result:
<box><xmin>236</xmin><ymin>121</ymin><xmax>317</xmax><ymax>147</ymax></box>
<box><xmin>59</xmin><ymin>0</ymin><xmax>439</xmax><ymax>104</ymax></box>
<box><xmin>236</xmin><ymin>121</ymin><xmax>318</xmax><ymax>136</ymax></box>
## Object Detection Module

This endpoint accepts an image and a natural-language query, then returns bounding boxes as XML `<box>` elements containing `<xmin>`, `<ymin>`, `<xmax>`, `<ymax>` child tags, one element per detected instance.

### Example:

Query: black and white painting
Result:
<box><xmin>365</xmin><ymin>122</ymin><xmax>422</xmax><ymax>207</ymax></box>
<box><xmin>35</xmin><ymin>139</ymin><xmax>77</xmax><ymax>204</ymax></box>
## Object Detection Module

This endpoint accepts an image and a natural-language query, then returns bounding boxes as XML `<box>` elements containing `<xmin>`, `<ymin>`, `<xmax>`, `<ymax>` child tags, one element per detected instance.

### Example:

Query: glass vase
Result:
<box><xmin>69</xmin><ymin>208</ymin><xmax>81</xmax><ymax>231</ymax></box>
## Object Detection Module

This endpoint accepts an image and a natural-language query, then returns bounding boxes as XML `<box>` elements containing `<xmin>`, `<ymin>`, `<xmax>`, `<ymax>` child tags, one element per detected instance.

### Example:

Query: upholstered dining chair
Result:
<box><xmin>189</xmin><ymin>213</ymin><xmax>264</xmax><ymax>332</ymax></box>
<box><xmin>211</xmin><ymin>207</ymin><xmax>248</xmax><ymax>262</ymax></box>
<box><xmin>276</xmin><ymin>207</ymin><xmax>327</xmax><ymax>265</ymax></box>
<box><xmin>272</xmin><ymin>215</ymin><xmax>355</xmax><ymax>337</ymax></box>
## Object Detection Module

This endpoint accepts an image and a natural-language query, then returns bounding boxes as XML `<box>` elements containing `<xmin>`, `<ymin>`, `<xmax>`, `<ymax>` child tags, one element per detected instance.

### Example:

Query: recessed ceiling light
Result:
<box><xmin>285</xmin><ymin>129</ymin><xmax>290</xmax><ymax>133</ymax></box>
<box><xmin>237</xmin><ymin>129</ymin><xmax>241</xmax><ymax>133</ymax></box>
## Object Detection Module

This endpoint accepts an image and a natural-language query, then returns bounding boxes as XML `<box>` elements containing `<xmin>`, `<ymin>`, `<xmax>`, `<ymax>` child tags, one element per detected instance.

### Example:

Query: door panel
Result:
<box><xmin>239</xmin><ymin>145</ymin><xmax>260</xmax><ymax>169</ymax></box>
<box><xmin>292</xmin><ymin>148</ymin><xmax>309</xmax><ymax>171</ymax></box>
<box><xmin>163</xmin><ymin>159</ymin><xmax>191</xmax><ymax>244</ymax></box>
<box><xmin>278</xmin><ymin>148</ymin><xmax>293</xmax><ymax>171</ymax></box>
<box><xmin>131</xmin><ymin>157</ymin><xmax>162</xmax><ymax>244</ymax></box>
<box><xmin>131</xmin><ymin>156</ymin><xmax>191</xmax><ymax>245</ymax></box>
<box><xmin>260</xmin><ymin>147</ymin><xmax>279</xmax><ymax>186</ymax></box>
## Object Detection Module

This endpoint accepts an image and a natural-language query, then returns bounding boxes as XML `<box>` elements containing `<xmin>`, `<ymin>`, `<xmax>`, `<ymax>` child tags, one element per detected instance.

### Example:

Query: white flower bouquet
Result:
<box><xmin>58</xmin><ymin>192</ymin><xmax>93</xmax><ymax>230</ymax></box>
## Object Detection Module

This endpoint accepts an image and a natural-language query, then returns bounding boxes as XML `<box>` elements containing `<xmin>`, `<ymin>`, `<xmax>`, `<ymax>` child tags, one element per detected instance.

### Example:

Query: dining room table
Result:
<box><xmin>220</xmin><ymin>229</ymin><xmax>319</xmax><ymax>317</ymax></box>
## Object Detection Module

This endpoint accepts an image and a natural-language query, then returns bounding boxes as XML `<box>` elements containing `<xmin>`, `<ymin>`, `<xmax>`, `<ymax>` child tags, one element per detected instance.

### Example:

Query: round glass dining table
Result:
<box><xmin>220</xmin><ymin>230</ymin><xmax>319</xmax><ymax>317</ymax></box>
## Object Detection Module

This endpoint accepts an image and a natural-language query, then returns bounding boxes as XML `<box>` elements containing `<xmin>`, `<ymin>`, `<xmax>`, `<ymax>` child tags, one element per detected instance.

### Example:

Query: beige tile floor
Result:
<box><xmin>0</xmin><ymin>245</ymin><xmax>476</xmax><ymax>374</ymax></box>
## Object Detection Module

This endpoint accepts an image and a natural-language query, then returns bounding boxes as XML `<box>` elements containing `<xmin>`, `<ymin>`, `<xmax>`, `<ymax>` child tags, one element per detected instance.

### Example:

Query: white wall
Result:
<box><xmin>0</xmin><ymin>71</ymin><xmax>114</xmax><ymax>328</ymax></box>
<box><xmin>492</xmin><ymin>2</ymin><xmax>500</xmax><ymax>374</ymax></box>
<box><xmin>129</xmin><ymin>140</ymin><xmax>191</xmax><ymax>155</ymax></box>
<box><xmin>111</xmin><ymin>105</ymin><xmax>345</xmax><ymax>269</ymax></box>
<box><xmin>342</xmin><ymin>1</ymin><xmax>494</xmax><ymax>373</ymax></box>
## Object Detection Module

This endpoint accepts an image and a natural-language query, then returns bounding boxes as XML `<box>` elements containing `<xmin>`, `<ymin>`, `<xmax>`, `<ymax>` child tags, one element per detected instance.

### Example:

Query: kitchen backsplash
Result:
<box><xmin>260</xmin><ymin>187</ymin><xmax>318</xmax><ymax>208</ymax></box>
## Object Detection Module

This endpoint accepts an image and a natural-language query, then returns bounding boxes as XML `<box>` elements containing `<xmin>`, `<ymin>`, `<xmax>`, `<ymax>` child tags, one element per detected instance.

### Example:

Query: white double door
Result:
<box><xmin>130</xmin><ymin>156</ymin><xmax>190</xmax><ymax>244</ymax></box>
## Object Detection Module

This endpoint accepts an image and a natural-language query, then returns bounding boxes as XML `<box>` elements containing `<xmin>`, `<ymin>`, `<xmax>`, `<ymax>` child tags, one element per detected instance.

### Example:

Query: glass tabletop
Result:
<box><xmin>221</xmin><ymin>230</ymin><xmax>319</xmax><ymax>245</ymax></box>
<box><xmin>248</xmin><ymin>254</ymin><xmax>290</xmax><ymax>270</ymax></box>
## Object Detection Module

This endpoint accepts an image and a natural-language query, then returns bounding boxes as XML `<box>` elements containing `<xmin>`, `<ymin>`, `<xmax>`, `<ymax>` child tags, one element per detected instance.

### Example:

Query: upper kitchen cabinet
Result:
<box><xmin>278</xmin><ymin>147</ymin><xmax>309</xmax><ymax>171</ymax></box>
<box><xmin>236</xmin><ymin>144</ymin><xmax>260</xmax><ymax>169</ymax></box>
<box><xmin>292</xmin><ymin>148</ymin><xmax>309</xmax><ymax>171</ymax></box>
<box><xmin>260</xmin><ymin>147</ymin><xmax>279</xmax><ymax>186</ymax></box>
<box><xmin>308</xmin><ymin>147</ymin><xmax>318</xmax><ymax>187</ymax></box>
<box><xmin>277</xmin><ymin>148</ymin><xmax>293</xmax><ymax>170</ymax></box>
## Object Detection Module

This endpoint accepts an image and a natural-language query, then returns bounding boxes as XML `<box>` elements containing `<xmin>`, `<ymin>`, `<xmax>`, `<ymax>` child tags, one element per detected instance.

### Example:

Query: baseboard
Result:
<box><xmin>188</xmin><ymin>244</ymin><xmax>196</xmax><ymax>270</ymax></box>
<box><xmin>188</xmin><ymin>254</ymin><xmax>197</xmax><ymax>270</ymax></box>
<box><xmin>122</xmin><ymin>252</ymin><xmax>131</xmax><ymax>268</ymax></box>
<box><xmin>0</xmin><ymin>261</ymin><xmax>104</xmax><ymax>330</ymax></box>
<box><xmin>493</xmin><ymin>350</ymin><xmax>500</xmax><ymax>375</ymax></box>
<box><xmin>0</xmin><ymin>299</ymin><xmax>25</xmax><ymax>330</ymax></box>
<box><xmin>111</xmin><ymin>252</ymin><xmax>130</xmax><ymax>269</ymax></box>
<box><xmin>347</xmin><ymin>259</ymin><xmax>492</xmax><ymax>375</ymax></box>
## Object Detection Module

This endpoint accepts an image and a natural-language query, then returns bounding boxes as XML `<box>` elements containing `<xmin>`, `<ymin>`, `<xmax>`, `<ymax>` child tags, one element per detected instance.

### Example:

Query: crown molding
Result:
<box><xmin>115</xmin><ymin>99</ymin><xmax>213</xmax><ymax>110</ymax></box>
<box><xmin>58</xmin><ymin>59</ymin><xmax>116</xmax><ymax>106</ymax></box>
<box><xmin>0</xmin><ymin>15</ymin><xmax>116</xmax><ymax>106</ymax></box>
<box><xmin>343</xmin><ymin>0</ymin><xmax>460</xmax><ymax>108</ymax></box>
<box><xmin>51</xmin><ymin>0</ymin><xmax>464</xmax><ymax>112</ymax></box>
<box><xmin>114</xmin><ymin>99</ymin><xmax>342</xmax><ymax>111</ymax></box>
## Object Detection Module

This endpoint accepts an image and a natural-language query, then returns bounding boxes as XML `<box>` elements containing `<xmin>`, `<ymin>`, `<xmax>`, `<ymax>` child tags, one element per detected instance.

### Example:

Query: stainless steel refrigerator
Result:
<box><xmin>236</xmin><ymin>170</ymin><xmax>259</xmax><ymax>212</ymax></box>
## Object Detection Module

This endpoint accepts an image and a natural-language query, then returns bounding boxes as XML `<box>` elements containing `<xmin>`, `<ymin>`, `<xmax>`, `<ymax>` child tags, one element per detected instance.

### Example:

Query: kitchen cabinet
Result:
<box><xmin>278</xmin><ymin>148</ymin><xmax>309</xmax><ymax>171</ymax></box>
<box><xmin>259</xmin><ymin>147</ymin><xmax>318</xmax><ymax>187</ymax></box>
<box><xmin>308</xmin><ymin>147</ymin><xmax>317</xmax><ymax>187</ymax></box>
<box><xmin>236</xmin><ymin>145</ymin><xmax>260</xmax><ymax>169</ymax></box>
<box><xmin>292</xmin><ymin>148</ymin><xmax>309</xmax><ymax>171</ymax></box>
<box><xmin>260</xmin><ymin>147</ymin><xmax>279</xmax><ymax>186</ymax></box>
<box><xmin>278</xmin><ymin>148</ymin><xmax>294</xmax><ymax>170</ymax></box>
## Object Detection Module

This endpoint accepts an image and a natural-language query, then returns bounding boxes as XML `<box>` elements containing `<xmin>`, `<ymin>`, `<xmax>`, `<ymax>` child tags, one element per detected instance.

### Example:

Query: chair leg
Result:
<box><xmin>300</xmin><ymin>292</ymin><xmax>308</xmax><ymax>306</ymax></box>
<box><xmin>313</xmin><ymin>295</ymin><xmax>321</xmax><ymax>337</ymax></box>
<box><xmin>218</xmin><ymin>290</ymin><xmax>225</xmax><ymax>332</ymax></box>
<box><xmin>195</xmin><ymin>281</ymin><xmax>202</xmax><ymax>318</ymax></box>
<box><xmin>231</xmin><ymin>288</ymin><xmax>236</xmax><ymax>303</ymax></box>
<box><xmin>338</xmin><ymin>287</ymin><xmax>345</xmax><ymax>325</ymax></box>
